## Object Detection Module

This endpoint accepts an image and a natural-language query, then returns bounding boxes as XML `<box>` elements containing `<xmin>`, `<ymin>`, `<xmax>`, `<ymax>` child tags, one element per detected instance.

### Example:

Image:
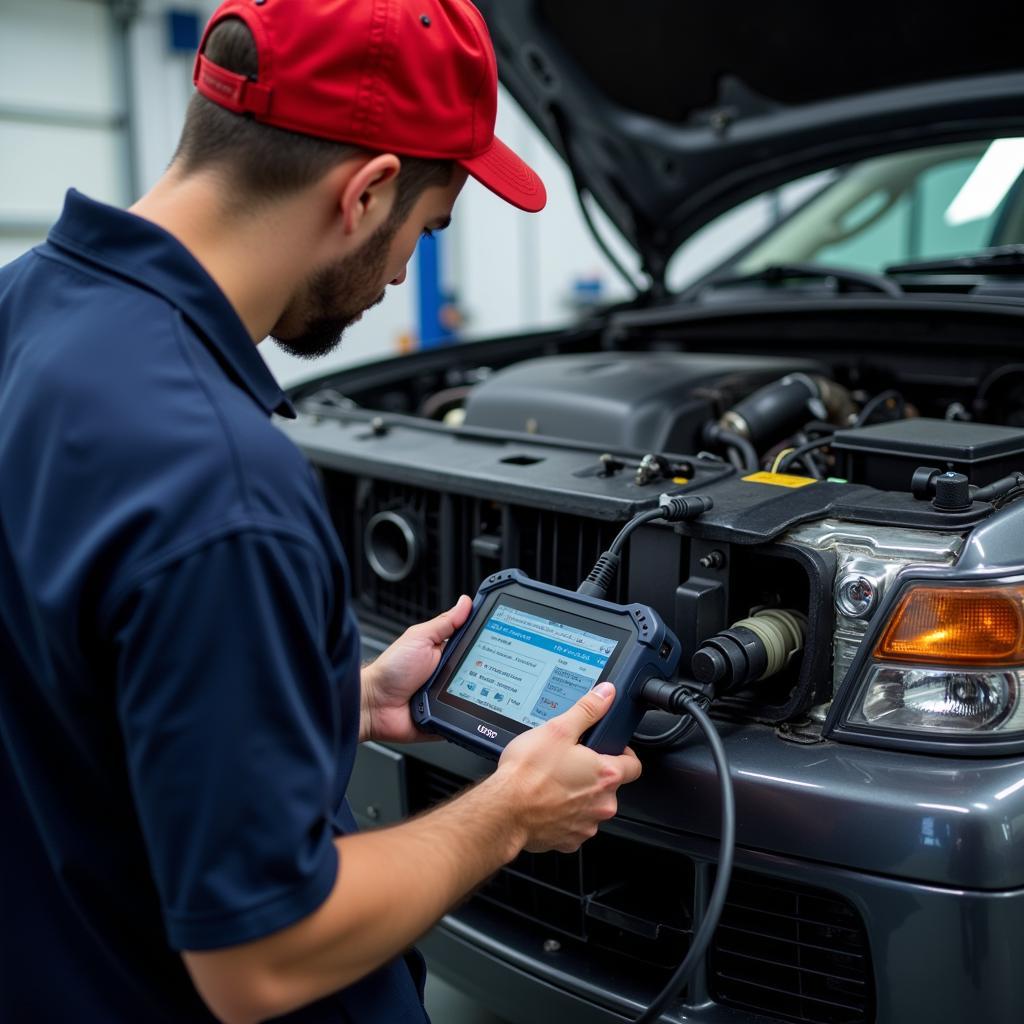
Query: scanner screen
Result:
<box><xmin>444</xmin><ymin>602</ymin><xmax>618</xmax><ymax>728</ymax></box>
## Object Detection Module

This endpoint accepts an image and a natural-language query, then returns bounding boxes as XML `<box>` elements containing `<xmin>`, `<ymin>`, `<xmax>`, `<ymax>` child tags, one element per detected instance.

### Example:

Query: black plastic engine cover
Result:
<box><xmin>462</xmin><ymin>353</ymin><xmax>826</xmax><ymax>454</ymax></box>
<box><xmin>832</xmin><ymin>418</ymin><xmax>1024</xmax><ymax>490</ymax></box>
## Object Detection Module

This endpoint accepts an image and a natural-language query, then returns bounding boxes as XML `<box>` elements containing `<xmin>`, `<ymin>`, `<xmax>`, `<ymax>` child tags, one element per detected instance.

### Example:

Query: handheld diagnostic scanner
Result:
<box><xmin>411</xmin><ymin>569</ymin><xmax>682</xmax><ymax>758</ymax></box>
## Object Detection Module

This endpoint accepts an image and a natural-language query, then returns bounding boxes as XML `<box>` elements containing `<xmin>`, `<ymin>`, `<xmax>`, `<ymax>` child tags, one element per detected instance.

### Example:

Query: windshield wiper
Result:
<box><xmin>886</xmin><ymin>245</ymin><xmax>1024</xmax><ymax>276</ymax></box>
<box><xmin>693</xmin><ymin>262</ymin><xmax>903</xmax><ymax>298</ymax></box>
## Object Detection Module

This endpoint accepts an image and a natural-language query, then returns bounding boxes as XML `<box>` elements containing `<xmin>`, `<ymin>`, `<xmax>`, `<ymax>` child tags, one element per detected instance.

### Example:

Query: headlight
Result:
<box><xmin>848</xmin><ymin>665</ymin><xmax>1022</xmax><ymax>734</ymax></box>
<box><xmin>843</xmin><ymin>582</ymin><xmax>1024</xmax><ymax>740</ymax></box>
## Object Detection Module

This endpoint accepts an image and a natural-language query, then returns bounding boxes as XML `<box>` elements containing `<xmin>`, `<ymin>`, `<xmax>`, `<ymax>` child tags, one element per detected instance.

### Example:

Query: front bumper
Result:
<box><xmin>350</xmin><ymin>718</ymin><xmax>1024</xmax><ymax>1024</ymax></box>
<box><xmin>421</xmin><ymin>833</ymin><xmax>1024</xmax><ymax>1023</ymax></box>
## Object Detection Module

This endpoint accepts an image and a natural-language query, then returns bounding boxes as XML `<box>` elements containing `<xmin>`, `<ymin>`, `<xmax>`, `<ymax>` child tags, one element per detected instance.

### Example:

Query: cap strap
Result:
<box><xmin>194</xmin><ymin>54</ymin><xmax>272</xmax><ymax>116</ymax></box>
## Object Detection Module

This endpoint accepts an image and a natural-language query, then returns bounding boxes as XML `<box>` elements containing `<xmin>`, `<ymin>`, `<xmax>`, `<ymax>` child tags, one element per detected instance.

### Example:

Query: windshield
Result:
<box><xmin>733</xmin><ymin>137</ymin><xmax>1024</xmax><ymax>276</ymax></box>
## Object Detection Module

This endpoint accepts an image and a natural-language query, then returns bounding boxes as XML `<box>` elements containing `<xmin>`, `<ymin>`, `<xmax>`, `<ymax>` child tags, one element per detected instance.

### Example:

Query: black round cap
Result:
<box><xmin>692</xmin><ymin>646</ymin><xmax>729</xmax><ymax>685</ymax></box>
<box><xmin>932</xmin><ymin>471</ymin><xmax>972</xmax><ymax>512</ymax></box>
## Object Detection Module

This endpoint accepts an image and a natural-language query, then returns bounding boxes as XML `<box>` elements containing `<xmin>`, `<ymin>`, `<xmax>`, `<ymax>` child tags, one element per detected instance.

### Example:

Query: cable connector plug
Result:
<box><xmin>576</xmin><ymin>551</ymin><xmax>621</xmax><ymax>598</ymax></box>
<box><xmin>658</xmin><ymin>493</ymin><xmax>714</xmax><ymax>521</ymax></box>
<box><xmin>640</xmin><ymin>678</ymin><xmax>707</xmax><ymax>715</ymax></box>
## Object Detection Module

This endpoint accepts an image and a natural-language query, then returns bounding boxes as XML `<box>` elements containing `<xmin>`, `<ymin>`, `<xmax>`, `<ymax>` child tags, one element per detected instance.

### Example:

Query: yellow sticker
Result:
<box><xmin>742</xmin><ymin>471</ymin><xmax>816</xmax><ymax>488</ymax></box>
<box><xmin>671</xmin><ymin>476</ymin><xmax>689</xmax><ymax>485</ymax></box>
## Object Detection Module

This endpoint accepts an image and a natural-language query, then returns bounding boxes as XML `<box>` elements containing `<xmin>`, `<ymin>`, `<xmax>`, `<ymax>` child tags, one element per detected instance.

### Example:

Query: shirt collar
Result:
<box><xmin>46</xmin><ymin>189</ymin><xmax>295</xmax><ymax>419</ymax></box>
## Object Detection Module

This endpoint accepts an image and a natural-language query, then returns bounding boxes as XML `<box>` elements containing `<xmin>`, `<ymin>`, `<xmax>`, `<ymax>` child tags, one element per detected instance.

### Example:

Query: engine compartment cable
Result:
<box><xmin>775</xmin><ymin>434</ymin><xmax>833</xmax><ymax>475</ymax></box>
<box><xmin>703</xmin><ymin>422</ymin><xmax>759</xmax><ymax>472</ymax></box>
<box><xmin>853</xmin><ymin>388</ymin><xmax>904</xmax><ymax>427</ymax></box>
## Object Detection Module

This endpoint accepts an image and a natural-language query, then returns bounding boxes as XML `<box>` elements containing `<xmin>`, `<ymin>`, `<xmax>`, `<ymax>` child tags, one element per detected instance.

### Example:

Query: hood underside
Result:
<box><xmin>476</xmin><ymin>0</ymin><xmax>1024</xmax><ymax>289</ymax></box>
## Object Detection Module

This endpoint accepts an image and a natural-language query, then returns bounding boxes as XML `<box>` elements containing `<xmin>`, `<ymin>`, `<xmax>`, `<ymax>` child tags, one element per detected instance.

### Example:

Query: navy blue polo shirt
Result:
<box><xmin>0</xmin><ymin>190</ymin><xmax>428</xmax><ymax>1023</ymax></box>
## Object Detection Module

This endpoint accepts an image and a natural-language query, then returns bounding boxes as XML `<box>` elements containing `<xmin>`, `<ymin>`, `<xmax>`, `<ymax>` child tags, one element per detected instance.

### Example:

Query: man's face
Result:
<box><xmin>270</xmin><ymin>167</ymin><xmax>467</xmax><ymax>360</ymax></box>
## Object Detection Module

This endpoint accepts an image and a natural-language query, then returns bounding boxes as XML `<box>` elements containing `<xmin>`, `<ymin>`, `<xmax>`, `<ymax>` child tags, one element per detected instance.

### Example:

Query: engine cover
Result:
<box><xmin>462</xmin><ymin>352</ymin><xmax>826</xmax><ymax>453</ymax></box>
<box><xmin>832</xmin><ymin>418</ymin><xmax>1024</xmax><ymax>490</ymax></box>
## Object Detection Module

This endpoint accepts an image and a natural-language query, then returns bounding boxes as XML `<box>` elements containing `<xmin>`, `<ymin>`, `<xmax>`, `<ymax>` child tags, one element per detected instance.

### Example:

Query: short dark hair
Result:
<box><xmin>174</xmin><ymin>17</ymin><xmax>453</xmax><ymax>219</ymax></box>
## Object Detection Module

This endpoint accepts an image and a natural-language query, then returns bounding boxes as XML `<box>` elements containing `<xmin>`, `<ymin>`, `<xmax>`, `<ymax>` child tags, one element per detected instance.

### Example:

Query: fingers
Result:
<box><xmin>610</xmin><ymin>749</ymin><xmax>643</xmax><ymax>785</ymax></box>
<box><xmin>554</xmin><ymin>682</ymin><xmax>615</xmax><ymax>740</ymax></box>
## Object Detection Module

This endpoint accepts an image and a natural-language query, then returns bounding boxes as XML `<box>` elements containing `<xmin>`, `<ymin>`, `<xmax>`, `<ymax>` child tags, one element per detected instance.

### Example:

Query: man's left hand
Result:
<box><xmin>360</xmin><ymin>595</ymin><xmax>473</xmax><ymax>743</ymax></box>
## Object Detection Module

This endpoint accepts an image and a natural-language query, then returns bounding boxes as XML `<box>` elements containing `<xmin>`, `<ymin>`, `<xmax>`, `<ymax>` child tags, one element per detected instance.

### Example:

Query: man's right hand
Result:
<box><xmin>184</xmin><ymin>681</ymin><xmax>641</xmax><ymax>1024</ymax></box>
<box><xmin>490</xmin><ymin>682</ymin><xmax>643</xmax><ymax>854</ymax></box>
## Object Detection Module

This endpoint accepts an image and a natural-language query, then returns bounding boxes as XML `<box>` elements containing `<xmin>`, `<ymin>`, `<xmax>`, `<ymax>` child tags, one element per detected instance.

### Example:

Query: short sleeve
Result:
<box><xmin>109</xmin><ymin>528</ymin><xmax>342</xmax><ymax>951</ymax></box>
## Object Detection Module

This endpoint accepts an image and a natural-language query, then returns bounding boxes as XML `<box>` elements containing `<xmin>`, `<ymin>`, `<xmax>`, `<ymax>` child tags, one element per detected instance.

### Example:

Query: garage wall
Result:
<box><xmin>0</xmin><ymin>0</ymin><xmax>130</xmax><ymax>266</ymax></box>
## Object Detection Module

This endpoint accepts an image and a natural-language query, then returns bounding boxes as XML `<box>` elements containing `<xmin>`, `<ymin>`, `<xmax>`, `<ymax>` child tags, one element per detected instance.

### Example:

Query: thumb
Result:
<box><xmin>556</xmin><ymin>682</ymin><xmax>615</xmax><ymax>739</ymax></box>
<box><xmin>414</xmin><ymin>594</ymin><xmax>472</xmax><ymax>644</ymax></box>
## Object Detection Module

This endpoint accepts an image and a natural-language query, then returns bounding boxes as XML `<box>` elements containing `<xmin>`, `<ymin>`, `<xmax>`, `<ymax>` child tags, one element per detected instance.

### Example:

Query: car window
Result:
<box><xmin>733</xmin><ymin>138</ymin><xmax>1024</xmax><ymax>275</ymax></box>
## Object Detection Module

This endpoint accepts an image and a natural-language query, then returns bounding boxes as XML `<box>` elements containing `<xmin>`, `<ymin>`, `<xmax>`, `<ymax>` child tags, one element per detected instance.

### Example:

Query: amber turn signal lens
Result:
<box><xmin>875</xmin><ymin>585</ymin><xmax>1024</xmax><ymax>665</ymax></box>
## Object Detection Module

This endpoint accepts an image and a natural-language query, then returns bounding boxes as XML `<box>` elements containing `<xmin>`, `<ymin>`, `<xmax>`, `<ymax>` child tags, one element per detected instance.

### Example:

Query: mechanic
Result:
<box><xmin>0</xmin><ymin>1</ymin><xmax>642</xmax><ymax>1022</ymax></box>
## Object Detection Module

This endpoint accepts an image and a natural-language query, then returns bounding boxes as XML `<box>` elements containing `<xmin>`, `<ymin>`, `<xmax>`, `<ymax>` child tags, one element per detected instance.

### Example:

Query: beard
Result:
<box><xmin>269</xmin><ymin>213</ymin><xmax>396</xmax><ymax>360</ymax></box>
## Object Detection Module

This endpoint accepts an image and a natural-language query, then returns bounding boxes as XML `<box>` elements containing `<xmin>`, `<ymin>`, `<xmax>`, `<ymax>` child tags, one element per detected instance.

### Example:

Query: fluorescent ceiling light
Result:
<box><xmin>945</xmin><ymin>137</ymin><xmax>1024</xmax><ymax>226</ymax></box>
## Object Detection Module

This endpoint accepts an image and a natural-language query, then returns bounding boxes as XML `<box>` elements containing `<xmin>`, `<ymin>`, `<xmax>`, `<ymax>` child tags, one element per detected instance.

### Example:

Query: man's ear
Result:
<box><xmin>338</xmin><ymin>153</ymin><xmax>401</xmax><ymax>237</ymax></box>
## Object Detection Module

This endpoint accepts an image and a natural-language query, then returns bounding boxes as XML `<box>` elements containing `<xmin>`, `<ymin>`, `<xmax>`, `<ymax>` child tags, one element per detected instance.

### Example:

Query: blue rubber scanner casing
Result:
<box><xmin>411</xmin><ymin>569</ymin><xmax>682</xmax><ymax>759</ymax></box>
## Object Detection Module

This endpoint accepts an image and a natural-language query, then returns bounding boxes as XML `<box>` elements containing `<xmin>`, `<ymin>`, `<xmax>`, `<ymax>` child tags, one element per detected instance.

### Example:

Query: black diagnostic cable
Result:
<box><xmin>577</xmin><ymin>494</ymin><xmax>714</xmax><ymax>599</ymax></box>
<box><xmin>632</xmin><ymin>683</ymin><xmax>736</xmax><ymax>1024</ymax></box>
<box><xmin>574</xmin><ymin>497</ymin><xmax>736</xmax><ymax>1023</ymax></box>
<box><xmin>630</xmin><ymin>702</ymin><xmax>705</xmax><ymax>749</ymax></box>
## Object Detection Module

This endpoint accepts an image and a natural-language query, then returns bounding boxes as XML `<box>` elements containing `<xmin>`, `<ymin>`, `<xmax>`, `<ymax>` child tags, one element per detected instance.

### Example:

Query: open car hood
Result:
<box><xmin>475</xmin><ymin>0</ymin><xmax>1024</xmax><ymax>293</ymax></box>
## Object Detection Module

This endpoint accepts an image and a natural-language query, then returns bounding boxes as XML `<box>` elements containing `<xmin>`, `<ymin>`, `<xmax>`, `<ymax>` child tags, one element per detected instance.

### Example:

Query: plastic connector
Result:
<box><xmin>578</xmin><ymin>495</ymin><xmax>712</xmax><ymax>599</ymax></box>
<box><xmin>658</xmin><ymin>493</ymin><xmax>714</xmax><ymax>521</ymax></box>
<box><xmin>640</xmin><ymin>678</ymin><xmax>705</xmax><ymax>715</ymax></box>
<box><xmin>691</xmin><ymin>608</ymin><xmax>806</xmax><ymax>696</ymax></box>
<box><xmin>576</xmin><ymin>551</ymin><xmax>621</xmax><ymax>598</ymax></box>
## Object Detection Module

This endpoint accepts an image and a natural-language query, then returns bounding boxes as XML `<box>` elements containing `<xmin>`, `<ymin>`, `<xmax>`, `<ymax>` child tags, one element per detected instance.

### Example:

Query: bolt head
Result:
<box><xmin>835</xmin><ymin>573</ymin><xmax>878</xmax><ymax>618</ymax></box>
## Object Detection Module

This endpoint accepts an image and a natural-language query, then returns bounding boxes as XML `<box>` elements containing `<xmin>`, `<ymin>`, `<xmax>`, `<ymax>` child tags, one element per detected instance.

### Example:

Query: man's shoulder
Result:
<box><xmin>1</xmin><ymin>242</ymin><xmax>183</xmax><ymax>376</ymax></box>
<box><xmin>0</xmin><ymin>247</ymin><xmax>334</xmax><ymax>596</ymax></box>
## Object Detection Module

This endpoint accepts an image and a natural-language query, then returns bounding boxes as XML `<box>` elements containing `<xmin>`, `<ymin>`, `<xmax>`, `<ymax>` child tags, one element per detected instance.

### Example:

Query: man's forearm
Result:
<box><xmin>184</xmin><ymin>773</ymin><xmax>523</xmax><ymax>1023</ymax></box>
<box><xmin>184</xmin><ymin>683</ymin><xmax>638</xmax><ymax>1024</ymax></box>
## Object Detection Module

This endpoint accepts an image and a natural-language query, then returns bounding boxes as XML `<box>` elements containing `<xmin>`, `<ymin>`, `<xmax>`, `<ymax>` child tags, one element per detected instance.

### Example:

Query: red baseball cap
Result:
<box><xmin>193</xmin><ymin>0</ymin><xmax>546</xmax><ymax>213</ymax></box>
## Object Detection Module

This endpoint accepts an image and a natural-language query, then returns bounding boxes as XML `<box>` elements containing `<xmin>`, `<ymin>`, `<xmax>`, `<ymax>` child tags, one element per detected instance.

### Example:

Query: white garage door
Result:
<box><xmin>0</xmin><ymin>0</ymin><xmax>131</xmax><ymax>267</ymax></box>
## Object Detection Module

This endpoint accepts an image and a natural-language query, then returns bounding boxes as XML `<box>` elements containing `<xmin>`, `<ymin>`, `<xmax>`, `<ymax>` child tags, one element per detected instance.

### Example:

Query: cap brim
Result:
<box><xmin>459</xmin><ymin>135</ymin><xmax>547</xmax><ymax>213</ymax></box>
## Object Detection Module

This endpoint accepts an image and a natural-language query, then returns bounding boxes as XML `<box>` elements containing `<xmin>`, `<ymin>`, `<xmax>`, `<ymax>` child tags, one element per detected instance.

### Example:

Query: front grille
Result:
<box><xmin>710</xmin><ymin>872</ymin><xmax>873</xmax><ymax>1024</ymax></box>
<box><xmin>409</xmin><ymin>761</ymin><xmax>874</xmax><ymax>1024</ymax></box>
<box><xmin>408</xmin><ymin>762</ymin><xmax>692</xmax><ymax>980</ymax></box>
<box><xmin>513</xmin><ymin>505</ymin><xmax>629</xmax><ymax>603</ymax></box>
<box><xmin>351</xmin><ymin>480</ymin><xmax>446</xmax><ymax>627</ymax></box>
<box><xmin>325</xmin><ymin>472</ymin><xmax>629</xmax><ymax>632</ymax></box>
<box><xmin>480</xmin><ymin>834</ymin><xmax>695</xmax><ymax>974</ymax></box>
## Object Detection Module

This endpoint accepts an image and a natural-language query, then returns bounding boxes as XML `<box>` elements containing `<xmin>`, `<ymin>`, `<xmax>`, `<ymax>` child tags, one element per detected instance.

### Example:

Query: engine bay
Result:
<box><xmin>286</xmin><ymin>312</ymin><xmax>1024</xmax><ymax>742</ymax></box>
<box><xmin>279</xmin><ymin>312</ymin><xmax>1024</xmax><ymax>1022</ymax></box>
